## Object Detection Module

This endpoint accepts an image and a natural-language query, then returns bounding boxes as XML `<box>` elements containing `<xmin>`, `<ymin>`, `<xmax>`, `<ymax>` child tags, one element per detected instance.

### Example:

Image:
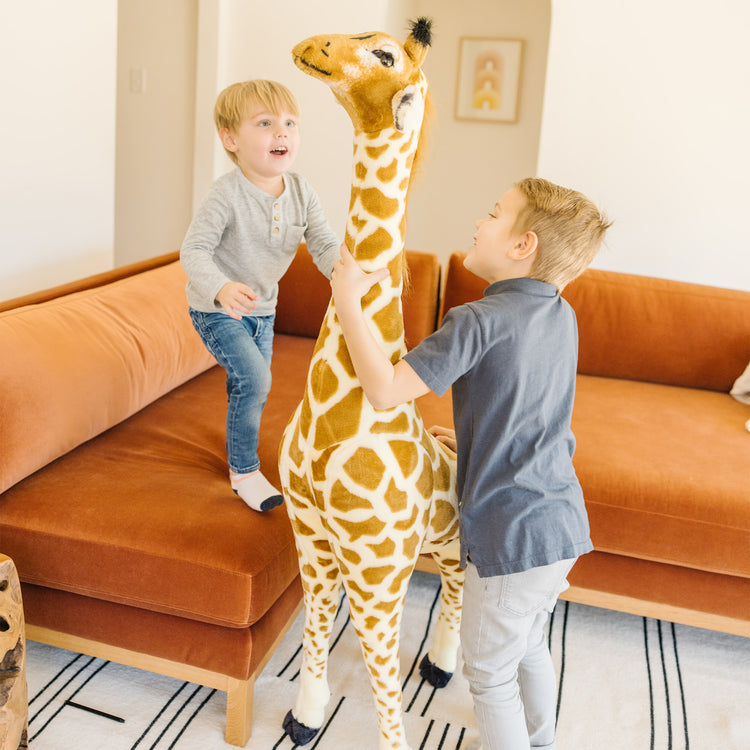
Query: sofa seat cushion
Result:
<box><xmin>1</xmin><ymin>363</ymin><xmax>302</xmax><ymax>629</ymax></box>
<box><xmin>572</xmin><ymin>375</ymin><xmax>750</xmax><ymax>577</ymax></box>
<box><xmin>21</xmin><ymin>577</ymin><xmax>303</xmax><ymax>681</ymax></box>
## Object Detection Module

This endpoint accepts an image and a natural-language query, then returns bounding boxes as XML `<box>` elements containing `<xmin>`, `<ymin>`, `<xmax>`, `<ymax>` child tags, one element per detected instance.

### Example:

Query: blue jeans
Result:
<box><xmin>461</xmin><ymin>559</ymin><xmax>576</xmax><ymax>750</ymax></box>
<box><xmin>189</xmin><ymin>310</ymin><xmax>275</xmax><ymax>474</ymax></box>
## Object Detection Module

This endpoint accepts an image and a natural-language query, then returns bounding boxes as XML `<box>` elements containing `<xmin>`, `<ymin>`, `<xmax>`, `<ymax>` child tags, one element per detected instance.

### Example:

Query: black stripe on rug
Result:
<box><xmin>644</xmin><ymin>616</ymin><xmax>691</xmax><ymax>750</ymax></box>
<box><xmin>166</xmin><ymin>687</ymin><xmax>217</xmax><ymax>749</ymax></box>
<box><xmin>27</xmin><ymin>651</ymin><xmax>86</xmax><ymax>709</ymax></box>
<box><xmin>130</xmin><ymin>680</ymin><xmax>193</xmax><ymax>749</ymax></box>
<box><xmin>555</xmin><ymin>599</ymin><xmax>570</xmax><ymax>723</ymax></box>
<box><xmin>29</xmin><ymin>657</ymin><xmax>110</xmax><ymax>742</ymax></box>
<box><xmin>670</xmin><ymin>622</ymin><xmax>690</xmax><ymax>749</ymax></box>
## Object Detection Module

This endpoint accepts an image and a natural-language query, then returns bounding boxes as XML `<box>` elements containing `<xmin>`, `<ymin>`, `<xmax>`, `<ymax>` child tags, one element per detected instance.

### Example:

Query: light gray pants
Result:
<box><xmin>461</xmin><ymin>559</ymin><xmax>575</xmax><ymax>750</ymax></box>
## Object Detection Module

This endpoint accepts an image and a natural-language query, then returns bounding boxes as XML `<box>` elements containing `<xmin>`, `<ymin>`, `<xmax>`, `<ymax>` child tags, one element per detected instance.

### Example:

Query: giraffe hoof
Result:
<box><xmin>283</xmin><ymin>710</ymin><xmax>320</xmax><ymax>745</ymax></box>
<box><xmin>419</xmin><ymin>653</ymin><xmax>453</xmax><ymax>688</ymax></box>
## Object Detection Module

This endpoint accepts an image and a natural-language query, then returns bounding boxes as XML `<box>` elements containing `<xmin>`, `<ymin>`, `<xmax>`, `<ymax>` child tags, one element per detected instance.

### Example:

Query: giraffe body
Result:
<box><xmin>279</xmin><ymin>20</ymin><xmax>463</xmax><ymax>749</ymax></box>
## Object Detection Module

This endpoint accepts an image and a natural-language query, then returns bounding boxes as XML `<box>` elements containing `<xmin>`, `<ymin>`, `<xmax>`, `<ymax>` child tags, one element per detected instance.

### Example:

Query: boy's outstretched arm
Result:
<box><xmin>331</xmin><ymin>243</ymin><xmax>430</xmax><ymax>410</ymax></box>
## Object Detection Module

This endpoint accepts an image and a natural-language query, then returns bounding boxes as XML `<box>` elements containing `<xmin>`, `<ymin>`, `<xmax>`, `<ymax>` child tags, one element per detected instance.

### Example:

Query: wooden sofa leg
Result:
<box><xmin>224</xmin><ymin>677</ymin><xmax>254</xmax><ymax>746</ymax></box>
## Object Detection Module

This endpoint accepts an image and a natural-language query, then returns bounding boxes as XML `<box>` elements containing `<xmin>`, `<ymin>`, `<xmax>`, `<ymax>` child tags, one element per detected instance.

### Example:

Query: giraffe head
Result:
<box><xmin>292</xmin><ymin>17</ymin><xmax>432</xmax><ymax>134</ymax></box>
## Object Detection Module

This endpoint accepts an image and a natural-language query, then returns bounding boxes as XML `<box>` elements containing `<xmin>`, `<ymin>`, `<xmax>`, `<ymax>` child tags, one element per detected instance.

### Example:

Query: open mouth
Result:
<box><xmin>270</xmin><ymin>146</ymin><xmax>288</xmax><ymax>156</ymax></box>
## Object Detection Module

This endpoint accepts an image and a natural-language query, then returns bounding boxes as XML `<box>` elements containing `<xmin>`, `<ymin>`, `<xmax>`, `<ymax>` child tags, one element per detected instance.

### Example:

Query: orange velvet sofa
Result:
<box><xmin>0</xmin><ymin>247</ymin><xmax>441</xmax><ymax>746</ymax></box>
<box><xmin>2</xmin><ymin>246</ymin><xmax>749</xmax><ymax>745</ymax></box>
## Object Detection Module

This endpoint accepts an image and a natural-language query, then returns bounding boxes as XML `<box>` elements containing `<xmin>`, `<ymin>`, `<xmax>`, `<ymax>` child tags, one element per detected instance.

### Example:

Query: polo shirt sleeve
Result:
<box><xmin>403</xmin><ymin>303</ymin><xmax>483</xmax><ymax>397</ymax></box>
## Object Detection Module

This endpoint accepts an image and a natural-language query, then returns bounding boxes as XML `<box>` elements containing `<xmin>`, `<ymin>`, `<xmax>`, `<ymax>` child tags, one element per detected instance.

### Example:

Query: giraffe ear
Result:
<box><xmin>404</xmin><ymin>16</ymin><xmax>432</xmax><ymax>67</ymax></box>
<box><xmin>392</xmin><ymin>84</ymin><xmax>424</xmax><ymax>133</ymax></box>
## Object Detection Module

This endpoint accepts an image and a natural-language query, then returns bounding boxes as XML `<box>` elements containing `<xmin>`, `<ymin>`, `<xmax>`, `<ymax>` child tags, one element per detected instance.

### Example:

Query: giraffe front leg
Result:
<box><xmin>283</xmin><ymin>524</ymin><xmax>343</xmax><ymax>744</ymax></box>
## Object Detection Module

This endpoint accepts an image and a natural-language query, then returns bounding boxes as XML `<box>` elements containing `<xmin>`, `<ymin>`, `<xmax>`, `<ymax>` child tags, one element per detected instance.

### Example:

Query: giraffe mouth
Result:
<box><xmin>295</xmin><ymin>55</ymin><xmax>332</xmax><ymax>77</ymax></box>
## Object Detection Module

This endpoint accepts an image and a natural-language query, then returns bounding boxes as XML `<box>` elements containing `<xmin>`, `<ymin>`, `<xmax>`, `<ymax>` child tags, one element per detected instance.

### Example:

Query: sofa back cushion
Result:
<box><xmin>563</xmin><ymin>269</ymin><xmax>750</xmax><ymax>391</ymax></box>
<box><xmin>441</xmin><ymin>252</ymin><xmax>750</xmax><ymax>392</ymax></box>
<box><xmin>0</xmin><ymin>261</ymin><xmax>215</xmax><ymax>493</ymax></box>
<box><xmin>275</xmin><ymin>245</ymin><xmax>440</xmax><ymax>348</ymax></box>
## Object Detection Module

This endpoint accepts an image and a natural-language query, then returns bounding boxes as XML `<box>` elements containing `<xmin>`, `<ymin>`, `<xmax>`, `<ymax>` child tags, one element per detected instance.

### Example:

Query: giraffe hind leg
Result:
<box><xmin>419</xmin><ymin>652</ymin><xmax>453</xmax><ymax>688</ymax></box>
<box><xmin>420</xmin><ymin>542</ymin><xmax>464</xmax><ymax>681</ymax></box>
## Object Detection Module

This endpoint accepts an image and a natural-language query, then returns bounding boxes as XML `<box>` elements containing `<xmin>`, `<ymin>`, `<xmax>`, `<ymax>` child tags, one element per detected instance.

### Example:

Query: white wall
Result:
<box><xmin>115</xmin><ymin>0</ymin><xmax>197</xmax><ymax>266</ymax></box>
<box><xmin>538</xmin><ymin>0</ymin><xmax>750</xmax><ymax>290</ymax></box>
<box><xmin>0</xmin><ymin>1</ymin><xmax>117</xmax><ymax>300</ymax></box>
<box><xmin>3</xmin><ymin>1</ymin><xmax>748</xmax><ymax>302</ymax></box>
<box><xmin>406</xmin><ymin>0</ymin><xmax>550</xmax><ymax>263</ymax></box>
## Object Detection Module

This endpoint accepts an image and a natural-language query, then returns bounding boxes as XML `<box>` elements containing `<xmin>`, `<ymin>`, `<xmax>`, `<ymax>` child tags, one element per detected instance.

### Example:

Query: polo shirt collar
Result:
<box><xmin>484</xmin><ymin>277</ymin><xmax>558</xmax><ymax>298</ymax></box>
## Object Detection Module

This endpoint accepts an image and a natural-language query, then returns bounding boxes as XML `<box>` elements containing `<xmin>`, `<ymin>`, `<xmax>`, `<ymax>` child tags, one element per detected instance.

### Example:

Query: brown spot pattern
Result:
<box><xmin>310</xmin><ymin>358</ymin><xmax>339</xmax><ymax>402</ymax></box>
<box><xmin>313</xmin><ymin>388</ymin><xmax>363</xmax><ymax>450</ymax></box>
<box><xmin>343</xmin><ymin>448</ymin><xmax>385</xmax><ymax>491</ymax></box>
<box><xmin>388</xmin><ymin>440</ymin><xmax>419</xmax><ymax>477</ymax></box>
<box><xmin>355</xmin><ymin>226</ymin><xmax>393</xmax><ymax>262</ymax></box>
<box><xmin>372</xmin><ymin>412</ymin><xmax>410</xmax><ymax>434</ymax></box>
<box><xmin>360</xmin><ymin>187</ymin><xmax>399</xmax><ymax>219</ymax></box>
<box><xmin>376</xmin><ymin>159</ymin><xmax>399</xmax><ymax>183</ymax></box>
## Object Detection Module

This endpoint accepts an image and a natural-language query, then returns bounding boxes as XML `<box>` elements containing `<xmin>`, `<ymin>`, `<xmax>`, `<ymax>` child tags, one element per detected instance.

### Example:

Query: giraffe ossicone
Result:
<box><xmin>279</xmin><ymin>18</ymin><xmax>463</xmax><ymax>750</ymax></box>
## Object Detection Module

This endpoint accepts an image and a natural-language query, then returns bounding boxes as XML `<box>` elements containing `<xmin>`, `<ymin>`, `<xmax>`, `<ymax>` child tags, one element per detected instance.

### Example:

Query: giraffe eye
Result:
<box><xmin>372</xmin><ymin>49</ymin><xmax>395</xmax><ymax>67</ymax></box>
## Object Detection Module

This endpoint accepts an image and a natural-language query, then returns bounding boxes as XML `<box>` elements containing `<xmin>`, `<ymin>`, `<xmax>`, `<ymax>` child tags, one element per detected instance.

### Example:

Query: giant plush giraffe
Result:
<box><xmin>278</xmin><ymin>18</ymin><xmax>463</xmax><ymax>750</ymax></box>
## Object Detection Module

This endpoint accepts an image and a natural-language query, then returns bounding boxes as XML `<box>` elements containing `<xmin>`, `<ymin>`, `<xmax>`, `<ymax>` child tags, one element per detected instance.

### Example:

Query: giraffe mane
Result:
<box><xmin>398</xmin><ymin>89</ymin><xmax>434</xmax><ymax>295</ymax></box>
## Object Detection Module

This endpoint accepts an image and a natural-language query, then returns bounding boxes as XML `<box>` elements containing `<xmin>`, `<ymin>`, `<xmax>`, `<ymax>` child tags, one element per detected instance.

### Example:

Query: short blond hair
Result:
<box><xmin>514</xmin><ymin>177</ymin><xmax>612</xmax><ymax>290</ymax></box>
<box><xmin>213</xmin><ymin>80</ymin><xmax>300</xmax><ymax>165</ymax></box>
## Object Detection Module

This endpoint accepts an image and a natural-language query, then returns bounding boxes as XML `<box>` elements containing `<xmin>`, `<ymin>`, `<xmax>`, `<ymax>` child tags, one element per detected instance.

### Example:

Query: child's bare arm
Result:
<box><xmin>216</xmin><ymin>282</ymin><xmax>258</xmax><ymax>320</ymax></box>
<box><xmin>331</xmin><ymin>244</ymin><xmax>430</xmax><ymax>409</ymax></box>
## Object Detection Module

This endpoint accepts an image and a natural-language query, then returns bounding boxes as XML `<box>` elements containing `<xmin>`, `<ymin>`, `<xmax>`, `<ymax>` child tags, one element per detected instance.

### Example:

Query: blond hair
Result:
<box><xmin>514</xmin><ymin>177</ymin><xmax>612</xmax><ymax>290</ymax></box>
<box><xmin>213</xmin><ymin>80</ymin><xmax>300</xmax><ymax>165</ymax></box>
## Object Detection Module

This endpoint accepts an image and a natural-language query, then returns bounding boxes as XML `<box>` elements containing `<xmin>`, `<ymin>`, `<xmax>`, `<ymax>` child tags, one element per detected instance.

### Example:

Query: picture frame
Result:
<box><xmin>455</xmin><ymin>37</ymin><xmax>524</xmax><ymax>123</ymax></box>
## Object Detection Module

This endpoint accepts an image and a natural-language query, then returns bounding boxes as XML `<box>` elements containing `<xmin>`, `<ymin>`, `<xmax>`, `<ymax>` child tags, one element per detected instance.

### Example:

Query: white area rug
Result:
<box><xmin>24</xmin><ymin>571</ymin><xmax>750</xmax><ymax>749</ymax></box>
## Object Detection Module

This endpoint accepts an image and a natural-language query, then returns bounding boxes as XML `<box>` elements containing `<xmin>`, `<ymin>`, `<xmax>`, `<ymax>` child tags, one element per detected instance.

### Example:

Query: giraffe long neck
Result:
<box><xmin>340</xmin><ymin>124</ymin><xmax>419</xmax><ymax>360</ymax></box>
<box><xmin>298</xmin><ymin>103</ymin><xmax>424</xmax><ymax>442</ymax></box>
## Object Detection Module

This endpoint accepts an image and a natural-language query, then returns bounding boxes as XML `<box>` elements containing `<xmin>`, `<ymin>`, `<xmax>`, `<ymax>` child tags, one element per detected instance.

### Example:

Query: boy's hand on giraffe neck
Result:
<box><xmin>331</xmin><ymin>242</ymin><xmax>428</xmax><ymax>410</ymax></box>
<box><xmin>331</xmin><ymin>242</ymin><xmax>390</xmax><ymax>314</ymax></box>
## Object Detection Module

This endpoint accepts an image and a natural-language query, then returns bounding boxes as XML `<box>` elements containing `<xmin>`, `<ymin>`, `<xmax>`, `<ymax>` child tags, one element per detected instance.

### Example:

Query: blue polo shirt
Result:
<box><xmin>404</xmin><ymin>277</ymin><xmax>592</xmax><ymax>577</ymax></box>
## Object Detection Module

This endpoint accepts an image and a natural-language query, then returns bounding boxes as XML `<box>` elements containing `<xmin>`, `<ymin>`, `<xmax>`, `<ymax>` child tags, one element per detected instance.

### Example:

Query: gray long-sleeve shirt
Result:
<box><xmin>180</xmin><ymin>168</ymin><xmax>339</xmax><ymax>316</ymax></box>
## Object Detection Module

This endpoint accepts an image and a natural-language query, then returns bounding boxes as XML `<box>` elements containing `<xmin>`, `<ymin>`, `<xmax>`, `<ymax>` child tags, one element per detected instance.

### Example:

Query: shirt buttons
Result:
<box><xmin>274</xmin><ymin>215</ymin><xmax>280</xmax><ymax>221</ymax></box>
<box><xmin>272</xmin><ymin>226</ymin><xmax>280</xmax><ymax>234</ymax></box>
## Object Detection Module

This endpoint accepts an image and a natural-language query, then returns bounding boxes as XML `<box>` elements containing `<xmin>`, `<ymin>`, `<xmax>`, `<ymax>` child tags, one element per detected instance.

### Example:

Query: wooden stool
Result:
<box><xmin>0</xmin><ymin>554</ymin><xmax>27</xmax><ymax>750</ymax></box>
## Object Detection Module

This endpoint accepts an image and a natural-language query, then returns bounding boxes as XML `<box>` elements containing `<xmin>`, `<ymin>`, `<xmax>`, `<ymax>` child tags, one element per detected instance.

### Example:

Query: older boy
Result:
<box><xmin>181</xmin><ymin>80</ymin><xmax>339</xmax><ymax>511</ymax></box>
<box><xmin>331</xmin><ymin>178</ymin><xmax>611</xmax><ymax>749</ymax></box>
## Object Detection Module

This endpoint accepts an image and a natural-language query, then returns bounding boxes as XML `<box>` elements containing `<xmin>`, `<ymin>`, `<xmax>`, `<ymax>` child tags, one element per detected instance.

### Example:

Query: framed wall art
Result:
<box><xmin>455</xmin><ymin>37</ymin><xmax>524</xmax><ymax>123</ymax></box>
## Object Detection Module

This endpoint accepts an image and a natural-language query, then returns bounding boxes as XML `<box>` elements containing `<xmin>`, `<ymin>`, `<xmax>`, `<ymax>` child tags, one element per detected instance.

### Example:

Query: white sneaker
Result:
<box><xmin>230</xmin><ymin>470</ymin><xmax>284</xmax><ymax>512</ymax></box>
